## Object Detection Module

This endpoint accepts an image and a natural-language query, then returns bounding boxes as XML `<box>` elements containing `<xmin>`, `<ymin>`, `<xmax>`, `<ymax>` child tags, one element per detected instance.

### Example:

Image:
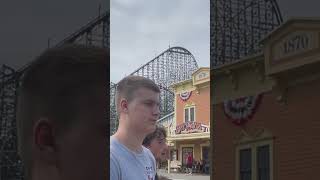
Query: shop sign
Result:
<box><xmin>175</xmin><ymin>121</ymin><xmax>209</xmax><ymax>134</ymax></box>
<box><xmin>272</xmin><ymin>31</ymin><xmax>317</xmax><ymax>62</ymax></box>
<box><xmin>195</xmin><ymin>71</ymin><xmax>209</xmax><ymax>81</ymax></box>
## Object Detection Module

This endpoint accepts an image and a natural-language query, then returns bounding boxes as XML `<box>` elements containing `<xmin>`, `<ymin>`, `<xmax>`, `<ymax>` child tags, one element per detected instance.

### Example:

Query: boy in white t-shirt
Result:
<box><xmin>110</xmin><ymin>75</ymin><xmax>161</xmax><ymax>180</ymax></box>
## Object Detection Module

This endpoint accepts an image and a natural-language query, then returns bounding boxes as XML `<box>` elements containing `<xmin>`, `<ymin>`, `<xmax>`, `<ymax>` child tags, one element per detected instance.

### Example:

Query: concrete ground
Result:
<box><xmin>157</xmin><ymin>169</ymin><xmax>210</xmax><ymax>180</ymax></box>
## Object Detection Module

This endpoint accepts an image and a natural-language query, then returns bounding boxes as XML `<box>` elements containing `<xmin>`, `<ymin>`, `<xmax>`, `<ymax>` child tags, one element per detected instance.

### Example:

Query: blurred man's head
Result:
<box><xmin>115</xmin><ymin>75</ymin><xmax>160</xmax><ymax>134</ymax></box>
<box><xmin>16</xmin><ymin>45</ymin><xmax>108</xmax><ymax>180</ymax></box>
<box><xmin>143</xmin><ymin>124</ymin><xmax>169</xmax><ymax>162</ymax></box>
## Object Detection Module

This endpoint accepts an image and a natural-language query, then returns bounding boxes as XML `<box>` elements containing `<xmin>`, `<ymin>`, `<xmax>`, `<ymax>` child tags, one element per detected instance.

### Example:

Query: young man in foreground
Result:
<box><xmin>110</xmin><ymin>75</ymin><xmax>161</xmax><ymax>180</ymax></box>
<box><xmin>16</xmin><ymin>45</ymin><xmax>108</xmax><ymax>180</ymax></box>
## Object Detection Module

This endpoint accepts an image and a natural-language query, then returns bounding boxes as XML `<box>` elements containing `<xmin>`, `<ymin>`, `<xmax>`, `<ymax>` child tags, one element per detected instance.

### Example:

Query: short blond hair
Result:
<box><xmin>115</xmin><ymin>75</ymin><xmax>160</xmax><ymax>113</ymax></box>
<box><xmin>16</xmin><ymin>44</ymin><xmax>108</xmax><ymax>179</ymax></box>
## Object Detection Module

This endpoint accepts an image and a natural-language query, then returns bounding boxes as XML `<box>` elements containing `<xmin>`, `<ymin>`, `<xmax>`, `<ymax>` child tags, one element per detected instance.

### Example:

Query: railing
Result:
<box><xmin>157</xmin><ymin>112</ymin><xmax>175</xmax><ymax>136</ymax></box>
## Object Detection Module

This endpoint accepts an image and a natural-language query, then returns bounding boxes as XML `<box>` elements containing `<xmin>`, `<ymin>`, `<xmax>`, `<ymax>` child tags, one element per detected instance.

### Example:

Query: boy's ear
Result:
<box><xmin>120</xmin><ymin>98</ymin><xmax>129</xmax><ymax>113</ymax></box>
<box><xmin>33</xmin><ymin>118</ymin><xmax>57</xmax><ymax>165</ymax></box>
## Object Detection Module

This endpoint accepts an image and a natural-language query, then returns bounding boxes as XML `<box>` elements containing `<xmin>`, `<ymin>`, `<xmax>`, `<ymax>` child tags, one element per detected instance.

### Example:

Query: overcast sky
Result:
<box><xmin>110</xmin><ymin>0</ymin><xmax>210</xmax><ymax>83</ymax></box>
<box><xmin>278</xmin><ymin>0</ymin><xmax>320</xmax><ymax>19</ymax></box>
<box><xmin>1</xmin><ymin>0</ymin><xmax>320</xmax><ymax>79</ymax></box>
<box><xmin>110</xmin><ymin>0</ymin><xmax>320</xmax><ymax>83</ymax></box>
<box><xmin>0</xmin><ymin>0</ymin><xmax>108</xmax><ymax>69</ymax></box>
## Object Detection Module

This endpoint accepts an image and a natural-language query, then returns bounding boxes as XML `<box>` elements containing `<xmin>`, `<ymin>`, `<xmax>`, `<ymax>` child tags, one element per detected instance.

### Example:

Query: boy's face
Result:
<box><xmin>125</xmin><ymin>87</ymin><xmax>160</xmax><ymax>134</ymax></box>
<box><xmin>55</xmin><ymin>85</ymin><xmax>107</xmax><ymax>180</ymax></box>
<box><xmin>148</xmin><ymin>134</ymin><xmax>169</xmax><ymax>162</ymax></box>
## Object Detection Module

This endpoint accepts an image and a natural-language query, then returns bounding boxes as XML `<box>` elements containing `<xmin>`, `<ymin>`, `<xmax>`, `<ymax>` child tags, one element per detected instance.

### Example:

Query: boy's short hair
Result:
<box><xmin>115</xmin><ymin>75</ymin><xmax>160</xmax><ymax>113</ymax></box>
<box><xmin>16</xmin><ymin>44</ymin><xmax>108</xmax><ymax>179</ymax></box>
<box><xmin>142</xmin><ymin>124</ymin><xmax>167</xmax><ymax>147</ymax></box>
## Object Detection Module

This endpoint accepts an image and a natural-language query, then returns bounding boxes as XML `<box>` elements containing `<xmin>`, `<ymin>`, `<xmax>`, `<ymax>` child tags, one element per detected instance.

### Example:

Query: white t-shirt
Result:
<box><xmin>110</xmin><ymin>136</ymin><xmax>157</xmax><ymax>180</ymax></box>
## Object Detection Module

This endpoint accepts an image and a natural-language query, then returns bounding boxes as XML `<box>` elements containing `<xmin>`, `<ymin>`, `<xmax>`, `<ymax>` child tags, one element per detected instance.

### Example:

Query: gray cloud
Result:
<box><xmin>278</xmin><ymin>0</ymin><xmax>320</xmax><ymax>19</ymax></box>
<box><xmin>0</xmin><ymin>0</ymin><xmax>109</xmax><ymax>69</ymax></box>
<box><xmin>111</xmin><ymin>0</ymin><xmax>210</xmax><ymax>83</ymax></box>
<box><xmin>3</xmin><ymin>0</ymin><xmax>319</xmax><ymax>81</ymax></box>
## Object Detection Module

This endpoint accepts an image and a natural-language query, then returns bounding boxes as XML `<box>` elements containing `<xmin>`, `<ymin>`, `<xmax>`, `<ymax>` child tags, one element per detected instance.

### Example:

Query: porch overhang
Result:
<box><xmin>167</xmin><ymin>132</ymin><xmax>210</xmax><ymax>142</ymax></box>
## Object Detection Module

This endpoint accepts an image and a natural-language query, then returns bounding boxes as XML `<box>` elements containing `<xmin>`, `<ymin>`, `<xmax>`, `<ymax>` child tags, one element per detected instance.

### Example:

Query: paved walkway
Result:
<box><xmin>157</xmin><ymin>169</ymin><xmax>210</xmax><ymax>180</ymax></box>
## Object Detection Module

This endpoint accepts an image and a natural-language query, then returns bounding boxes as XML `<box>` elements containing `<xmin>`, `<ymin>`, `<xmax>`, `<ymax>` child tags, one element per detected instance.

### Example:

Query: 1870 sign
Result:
<box><xmin>272</xmin><ymin>31</ymin><xmax>318</xmax><ymax>62</ymax></box>
<box><xmin>283</xmin><ymin>34</ymin><xmax>309</xmax><ymax>54</ymax></box>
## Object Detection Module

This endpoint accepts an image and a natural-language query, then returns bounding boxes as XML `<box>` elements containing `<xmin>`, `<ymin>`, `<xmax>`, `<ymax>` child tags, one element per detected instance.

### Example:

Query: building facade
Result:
<box><xmin>212</xmin><ymin>18</ymin><xmax>320</xmax><ymax>180</ymax></box>
<box><xmin>159</xmin><ymin>67</ymin><xmax>210</xmax><ymax>173</ymax></box>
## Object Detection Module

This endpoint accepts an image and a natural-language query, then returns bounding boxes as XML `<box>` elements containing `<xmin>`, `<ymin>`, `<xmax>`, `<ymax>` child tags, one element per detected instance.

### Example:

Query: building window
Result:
<box><xmin>184</xmin><ymin>106</ymin><xmax>195</xmax><ymax>122</ymax></box>
<box><xmin>184</xmin><ymin>108</ymin><xmax>189</xmax><ymax>122</ymax></box>
<box><xmin>240</xmin><ymin>149</ymin><xmax>252</xmax><ymax>180</ymax></box>
<box><xmin>236</xmin><ymin>141</ymin><xmax>272</xmax><ymax>180</ymax></box>
<box><xmin>170</xmin><ymin>150</ymin><xmax>177</xmax><ymax>161</ymax></box>
<box><xmin>257</xmin><ymin>145</ymin><xmax>270</xmax><ymax>180</ymax></box>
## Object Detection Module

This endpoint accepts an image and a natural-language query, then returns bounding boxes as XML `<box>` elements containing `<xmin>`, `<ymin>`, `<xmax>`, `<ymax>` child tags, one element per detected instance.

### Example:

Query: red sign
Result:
<box><xmin>175</xmin><ymin>121</ymin><xmax>209</xmax><ymax>134</ymax></box>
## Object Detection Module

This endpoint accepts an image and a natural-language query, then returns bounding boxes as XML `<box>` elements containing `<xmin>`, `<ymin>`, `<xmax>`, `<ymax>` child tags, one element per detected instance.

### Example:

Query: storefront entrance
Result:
<box><xmin>202</xmin><ymin>146</ymin><xmax>210</xmax><ymax>174</ymax></box>
<box><xmin>182</xmin><ymin>147</ymin><xmax>193</xmax><ymax>166</ymax></box>
<box><xmin>202</xmin><ymin>146</ymin><xmax>209</xmax><ymax>160</ymax></box>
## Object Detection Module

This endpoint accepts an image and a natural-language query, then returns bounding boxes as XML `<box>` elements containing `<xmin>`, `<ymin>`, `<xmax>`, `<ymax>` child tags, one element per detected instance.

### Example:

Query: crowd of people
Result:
<box><xmin>186</xmin><ymin>158</ymin><xmax>210</xmax><ymax>174</ymax></box>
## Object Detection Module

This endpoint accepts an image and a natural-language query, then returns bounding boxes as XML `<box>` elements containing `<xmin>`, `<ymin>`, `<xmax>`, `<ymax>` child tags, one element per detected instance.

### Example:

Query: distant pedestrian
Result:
<box><xmin>186</xmin><ymin>153</ymin><xmax>193</xmax><ymax>175</ymax></box>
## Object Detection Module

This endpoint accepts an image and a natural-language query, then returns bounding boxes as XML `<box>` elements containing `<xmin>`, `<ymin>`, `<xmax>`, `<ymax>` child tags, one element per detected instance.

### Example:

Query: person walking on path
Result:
<box><xmin>186</xmin><ymin>153</ymin><xmax>193</xmax><ymax>175</ymax></box>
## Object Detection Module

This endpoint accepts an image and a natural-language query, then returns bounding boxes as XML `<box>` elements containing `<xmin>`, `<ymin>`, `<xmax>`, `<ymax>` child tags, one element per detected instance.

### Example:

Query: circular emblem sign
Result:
<box><xmin>223</xmin><ymin>94</ymin><xmax>263</xmax><ymax>125</ymax></box>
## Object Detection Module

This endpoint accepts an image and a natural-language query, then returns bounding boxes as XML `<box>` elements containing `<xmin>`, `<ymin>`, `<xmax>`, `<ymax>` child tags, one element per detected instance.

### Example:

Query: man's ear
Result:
<box><xmin>120</xmin><ymin>98</ymin><xmax>128</xmax><ymax>113</ymax></box>
<box><xmin>33</xmin><ymin>118</ymin><xmax>57</xmax><ymax>165</ymax></box>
